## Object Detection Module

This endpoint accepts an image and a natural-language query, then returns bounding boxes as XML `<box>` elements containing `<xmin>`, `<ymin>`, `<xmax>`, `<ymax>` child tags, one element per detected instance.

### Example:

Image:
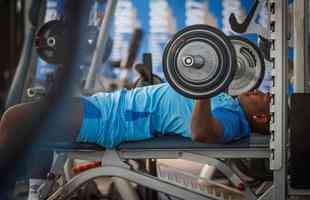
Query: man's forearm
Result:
<box><xmin>191</xmin><ymin>99</ymin><xmax>223</xmax><ymax>142</ymax></box>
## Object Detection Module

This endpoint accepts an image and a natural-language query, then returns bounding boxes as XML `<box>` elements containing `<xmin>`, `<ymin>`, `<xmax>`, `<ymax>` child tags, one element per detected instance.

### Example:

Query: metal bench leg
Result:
<box><xmin>47</xmin><ymin>166</ymin><xmax>219</xmax><ymax>200</ymax></box>
<box><xmin>64</xmin><ymin>158</ymin><xmax>74</xmax><ymax>181</ymax></box>
<box><xmin>181</xmin><ymin>152</ymin><xmax>257</xmax><ymax>200</ymax></box>
<box><xmin>46</xmin><ymin>150</ymin><xmax>217</xmax><ymax>200</ymax></box>
<box><xmin>112</xmin><ymin>177</ymin><xmax>140</xmax><ymax>200</ymax></box>
<box><xmin>38</xmin><ymin>152</ymin><xmax>67</xmax><ymax>200</ymax></box>
<box><xmin>257</xmin><ymin>185</ymin><xmax>274</xmax><ymax>200</ymax></box>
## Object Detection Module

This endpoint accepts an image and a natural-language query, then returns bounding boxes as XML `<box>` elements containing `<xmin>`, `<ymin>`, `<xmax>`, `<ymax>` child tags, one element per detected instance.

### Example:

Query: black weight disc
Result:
<box><xmin>228</xmin><ymin>36</ymin><xmax>265</xmax><ymax>96</ymax></box>
<box><xmin>35</xmin><ymin>20</ymin><xmax>67</xmax><ymax>64</ymax></box>
<box><xmin>163</xmin><ymin>24</ymin><xmax>236</xmax><ymax>99</ymax></box>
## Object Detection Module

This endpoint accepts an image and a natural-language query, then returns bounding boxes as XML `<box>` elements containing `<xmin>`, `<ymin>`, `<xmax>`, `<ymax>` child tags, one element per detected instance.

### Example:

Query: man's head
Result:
<box><xmin>238</xmin><ymin>90</ymin><xmax>272</xmax><ymax>135</ymax></box>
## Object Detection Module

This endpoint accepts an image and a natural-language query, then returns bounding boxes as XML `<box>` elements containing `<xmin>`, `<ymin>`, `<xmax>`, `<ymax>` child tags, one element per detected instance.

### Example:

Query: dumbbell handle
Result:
<box><xmin>182</xmin><ymin>55</ymin><xmax>205</xmax><ymax>69</ymax></box>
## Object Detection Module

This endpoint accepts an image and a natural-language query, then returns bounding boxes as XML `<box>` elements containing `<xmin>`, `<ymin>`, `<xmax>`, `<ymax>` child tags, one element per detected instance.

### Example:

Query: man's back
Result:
<box><xmin>77</xmin><ymin>83</ymin><xmax>194</xmax><ymax>148</ymax></box>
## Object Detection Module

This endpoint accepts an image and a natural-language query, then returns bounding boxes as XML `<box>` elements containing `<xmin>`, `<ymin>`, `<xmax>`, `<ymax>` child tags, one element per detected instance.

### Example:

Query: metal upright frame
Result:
<box><xmin>268</xmin><ymin>0</ymin><xmax>288</xmax><ymax>199</ymax></box>
<box><xmin>84</xmin><ymin>0</ymin><xmax>117</xmax><ymax>91</ymax></box>
<box><xmin>293</xmin><ymin>0</ymin><xmax>309</xmax><ymax>93</ymax></box>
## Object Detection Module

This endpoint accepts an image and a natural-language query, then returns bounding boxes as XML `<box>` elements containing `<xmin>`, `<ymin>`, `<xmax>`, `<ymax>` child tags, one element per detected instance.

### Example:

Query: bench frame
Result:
<box><xmin>35</xmin><ymin>142</ymin><xmax>272</xmax><ymax>200</ymax></box>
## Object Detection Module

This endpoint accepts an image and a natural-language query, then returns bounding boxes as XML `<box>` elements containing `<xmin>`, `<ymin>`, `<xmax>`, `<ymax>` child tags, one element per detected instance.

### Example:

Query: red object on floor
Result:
<box><xmin>73</xmin><ymin>161</ymin><xmax>102</xmax><ymax>174</ymax></box>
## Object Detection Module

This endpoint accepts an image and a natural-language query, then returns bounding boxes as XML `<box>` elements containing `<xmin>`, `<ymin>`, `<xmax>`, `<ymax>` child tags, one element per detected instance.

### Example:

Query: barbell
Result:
<box><xmin>163</xmin><ymin>24</ymin><xmax>265</xmax><ymax>99</ymax></box>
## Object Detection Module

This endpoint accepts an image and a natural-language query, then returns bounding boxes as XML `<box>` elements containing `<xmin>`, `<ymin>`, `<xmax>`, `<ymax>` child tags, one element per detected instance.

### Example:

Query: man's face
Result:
<box><xmin>238</xmin><ymin>90</ymin><xmax>271</xmax><ymax>120</ymax></box>
<box><xmin>238</xmin><ymin>90</ymin><xmax>272</xmax><ymax>134</ymax></box>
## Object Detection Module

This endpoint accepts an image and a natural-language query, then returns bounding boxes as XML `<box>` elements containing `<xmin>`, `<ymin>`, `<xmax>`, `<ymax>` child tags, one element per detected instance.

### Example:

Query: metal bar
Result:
<box><xmin>269</xmin><ymin>0</ymin><xmax>288</xmax><ymax>170</ymax></box>
<box><xmin>269</xmin><ymin>0</ymin><xmax>288</xmax><ymax>199</ymax></box>
<box><xmin>288</xmin><ymin>187</ymin><xmax>310</xmax><ymax>196</ymax></box>
<box><xmin>305</xmin><ymin>0</ymin><xmax>309</xmax><ymax>92</ymax></box>
<box><xmin>112</xmin><ymin>177</ymin><xmax>140</xmax><ymax>200</ymax></box>
<box><xmin>60</xmin><ymin>147</ymin><xmax>270</xmax><ymax>162</ymax></box>
<box><xmin>46</xmin><ymin>166</ymin><xmax>216</xmax><ymax>200</ymax></box>
<box><xmin>84</xmin><ymin>0</ymin><xmax>117</xmax><ymax>91</ymax></box>
<box><xmin>9</xmin><ymin>0</ymin><xmax>16</xmax><ymax>70</ymax></box>
<box><xmin>5</xmin><ymin>0</ymin><xmax>43</xmax><ymax>108</ymax></box>
<box><xmin>293</xmin><ymin>0</ymin><xmax>306</xmax><ymax>92</ymax></box>
<box><xmin>119</xmin><ymin>148</ymin><xmax>270</xmax><ymax>159</ymax></box>
<box><xmin>181</xmin><ymin>152</ymin><xmax>257</xmax><ymax>199</ymax></box>
<box><xmin>257</xmin><ymin>185</ymin><xmax>274</xmax><ymax>200</ymax></box>
<box><xmin>5</xmin><ymin>27</ymin><xmax>35</xmax><ymax>108</ymax></box>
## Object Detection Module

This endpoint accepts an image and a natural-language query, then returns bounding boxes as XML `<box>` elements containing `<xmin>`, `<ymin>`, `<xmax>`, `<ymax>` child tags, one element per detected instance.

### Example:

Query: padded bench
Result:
<box><xmin>39</xmin><ymin>135</ymin><xmax>269</xmax><ymax>150</ymax></box>
<box><xmin>38</xmin><ymin>135</ymin><xmax>270</xmax><ymax>158</ymax></box>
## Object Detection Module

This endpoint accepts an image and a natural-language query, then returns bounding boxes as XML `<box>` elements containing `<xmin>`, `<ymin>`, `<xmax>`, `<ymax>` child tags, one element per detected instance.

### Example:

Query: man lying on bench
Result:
<box><xmin>0</xmin><ymin>83</ymin><xmax>271</xmax><ymax>200</ymax></box>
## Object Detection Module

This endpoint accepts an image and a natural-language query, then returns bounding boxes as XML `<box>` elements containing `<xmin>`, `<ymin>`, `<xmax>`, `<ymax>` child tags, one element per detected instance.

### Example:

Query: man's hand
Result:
<box><xmin>191</xmin><ymin>99</ymin><xmax>224</xmax><ymax>143</ymax></box>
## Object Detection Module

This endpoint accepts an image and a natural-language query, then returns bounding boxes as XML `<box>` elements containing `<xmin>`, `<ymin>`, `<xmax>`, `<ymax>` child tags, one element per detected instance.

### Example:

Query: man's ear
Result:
<box><xmin>252</xmin><ymin>114</ymin><xmax>270</xmax><ymax>124</ymax></box>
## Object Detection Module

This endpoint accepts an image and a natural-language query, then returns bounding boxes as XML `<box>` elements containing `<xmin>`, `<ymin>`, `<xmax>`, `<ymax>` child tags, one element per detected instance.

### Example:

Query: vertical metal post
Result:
<box><xmin>84</xmin><ymin>0</ymin><xmax>118</xmax><ymax>91</ymax></box>
<box><xmin>269</xmin><ymin>0</ymin><xmax>288</xmax><ymax>199</ymax></box>
<box><xmin>5</xmin><ymin>0</ymin><xmax>42</xmax><ymax>108</ymax></box>
<box><xmin>293</xmin><ymin>0</ymin><xmax>306</xmax><ymax>92</ymax></box>
<box><xmin>305</xmin><ymin>1</ymin><xmax>309</xmax><ymax>92</ymax></box>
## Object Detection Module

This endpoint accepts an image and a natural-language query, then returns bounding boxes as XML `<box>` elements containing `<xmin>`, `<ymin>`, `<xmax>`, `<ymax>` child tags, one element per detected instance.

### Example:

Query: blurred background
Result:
<box><xmin>0</xmin><ymin>0</ymin><xmax>296</xmax><ymax>114</ymax></box>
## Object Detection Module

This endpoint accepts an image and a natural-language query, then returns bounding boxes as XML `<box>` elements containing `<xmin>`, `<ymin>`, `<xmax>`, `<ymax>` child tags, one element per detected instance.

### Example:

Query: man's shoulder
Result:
<box><xmin>211</xmin><ymin>93</ymin><xmax>239</xmax><ymax>109</ymax></box>
<box><xmin>133</xmin><ymin>83</ymin><xmax>172</xmax><ymax>96</ymax></box>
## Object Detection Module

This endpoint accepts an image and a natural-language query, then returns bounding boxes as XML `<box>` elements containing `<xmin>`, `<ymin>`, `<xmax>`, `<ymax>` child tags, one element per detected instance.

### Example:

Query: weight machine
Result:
<box><xmin>4</xmin><ymin>0</ymin><xmax>303</xmax><ymax>199</ymax></box>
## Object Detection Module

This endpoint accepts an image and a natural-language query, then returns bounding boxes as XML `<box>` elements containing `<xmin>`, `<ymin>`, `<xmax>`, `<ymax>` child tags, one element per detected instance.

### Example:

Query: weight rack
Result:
<box><xmin>268</xmin><ymin>0</ymin><xmax>288</xmax><ymax>199</ymax></box>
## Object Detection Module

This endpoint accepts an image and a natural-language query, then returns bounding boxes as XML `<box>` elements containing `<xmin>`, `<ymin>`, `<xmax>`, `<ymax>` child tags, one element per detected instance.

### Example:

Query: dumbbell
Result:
<box><xmin>163</xmin><ymin>24</ymin><xmax>265</xmax><ymax>99</ymax></box>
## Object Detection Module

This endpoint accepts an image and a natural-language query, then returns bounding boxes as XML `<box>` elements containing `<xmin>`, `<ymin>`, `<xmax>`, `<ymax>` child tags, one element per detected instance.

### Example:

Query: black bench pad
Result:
<box><xmin>38</xmin><ymin>135</ymin><xmax>269</xmax><ymax>151</ymax></box>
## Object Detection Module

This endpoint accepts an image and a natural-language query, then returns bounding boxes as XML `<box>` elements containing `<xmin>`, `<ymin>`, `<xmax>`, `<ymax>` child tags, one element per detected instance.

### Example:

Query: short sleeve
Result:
<box><xmin>212</xmin><ymin>108</ymin><xmax>242</xmax><ymax>143</ymax></box>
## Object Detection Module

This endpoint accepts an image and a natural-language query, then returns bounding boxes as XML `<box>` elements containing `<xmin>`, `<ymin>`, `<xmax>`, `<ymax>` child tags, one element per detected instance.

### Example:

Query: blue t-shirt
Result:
<box><xmin>77</xmin><ymin>83</ymin><xmax>251</xmax><ymax>148</ymax></box>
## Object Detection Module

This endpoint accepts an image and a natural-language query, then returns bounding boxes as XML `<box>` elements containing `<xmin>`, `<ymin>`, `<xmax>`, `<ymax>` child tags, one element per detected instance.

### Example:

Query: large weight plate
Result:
<box><xmin>163</xmin><ymin>25</ymin><xmax>236</xmax><ymax>99</ymax></box>
<box><xmin>35</xmin><ymin>20</ymin><xmax>67</xmax><ymax>64</ymax></box>
<box><xmin>228</xmin><ymin>36</ymin><xmax>265</xmax><ymax>96</ymax></box>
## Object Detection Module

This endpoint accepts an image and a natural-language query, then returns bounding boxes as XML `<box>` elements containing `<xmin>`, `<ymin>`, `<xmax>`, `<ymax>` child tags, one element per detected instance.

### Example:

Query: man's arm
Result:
<box><xmin>191</xmin><ymin>99</ymin><xmax>224</xmax><ymax>143</ymax></box>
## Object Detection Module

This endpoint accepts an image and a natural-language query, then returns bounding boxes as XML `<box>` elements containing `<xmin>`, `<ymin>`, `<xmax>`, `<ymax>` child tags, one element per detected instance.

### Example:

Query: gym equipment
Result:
<box><xmin>5</xmin><ymin>0</ymin><xmax>44</xmax><ymax>109</ymax></box>
<box><xmin>133</xmin><ymin>53</ymin><xmax>162</xmax><ymax>88</ymax></box>
<box><xmin>84</xmin><ymin>0</ymin><xmax>117</xmax><ymax>90</ymax></box>
<box><xmin>228</xmin><ymin>159</ymin><xmax>272</xmax><ymax>182</ymax></box>
<box><xmin>35</xmin><ymin>21</ymin><xmax>113</xmax><ymax>65</ymax></box>
<box><xmin>36</xmin><ymin>135</ymin><xmax>269</xmax><ymax>200</ymax></box>
<box><xmin>163</xmin><ymin>24</ymin><xmax>236</xmax><ymax>99</ymax></box>
<box><xmin>35</xmin><ymin>20</ymin><xmax>67</xmax><ymax>64</ymax></box>
<box><xmin>134</xmin><ymin>66</ymin><xmax>162</xmax><ymax>88</ymax></box>
<box><xmin>228</xmin><ymin>36</ymin><xmax>265</xmax><ymax>96</ymax></box>
<box><xmin>8</xmin><ymin>0</ymin><xmax>291</xmax><ymax>198</ymax></box>
<box><xmin>27</xmin><ymin>86</ymin><xmax>46</xmax><ymax>98</ymax></box>
<box><xmin>122</xmin><ymin>28</ymin><xmax>143</xmax><ymax>69</ymax></box>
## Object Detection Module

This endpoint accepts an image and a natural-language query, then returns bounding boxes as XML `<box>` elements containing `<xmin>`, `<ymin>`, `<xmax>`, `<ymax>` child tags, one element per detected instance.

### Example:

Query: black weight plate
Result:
<box><xmin>163</xmin><ymin>24</ymin><xmax>236</xmax><ymax>99</ymax></box>
<box><xmin>35</xmin><ymin>20</ymin><xmax>67</xmax><ymax>64</ymax></box>
<box><xmin>228</xmin><ymin>36</ymin><xmax>265</xmax><ymax>96</ymax></box>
